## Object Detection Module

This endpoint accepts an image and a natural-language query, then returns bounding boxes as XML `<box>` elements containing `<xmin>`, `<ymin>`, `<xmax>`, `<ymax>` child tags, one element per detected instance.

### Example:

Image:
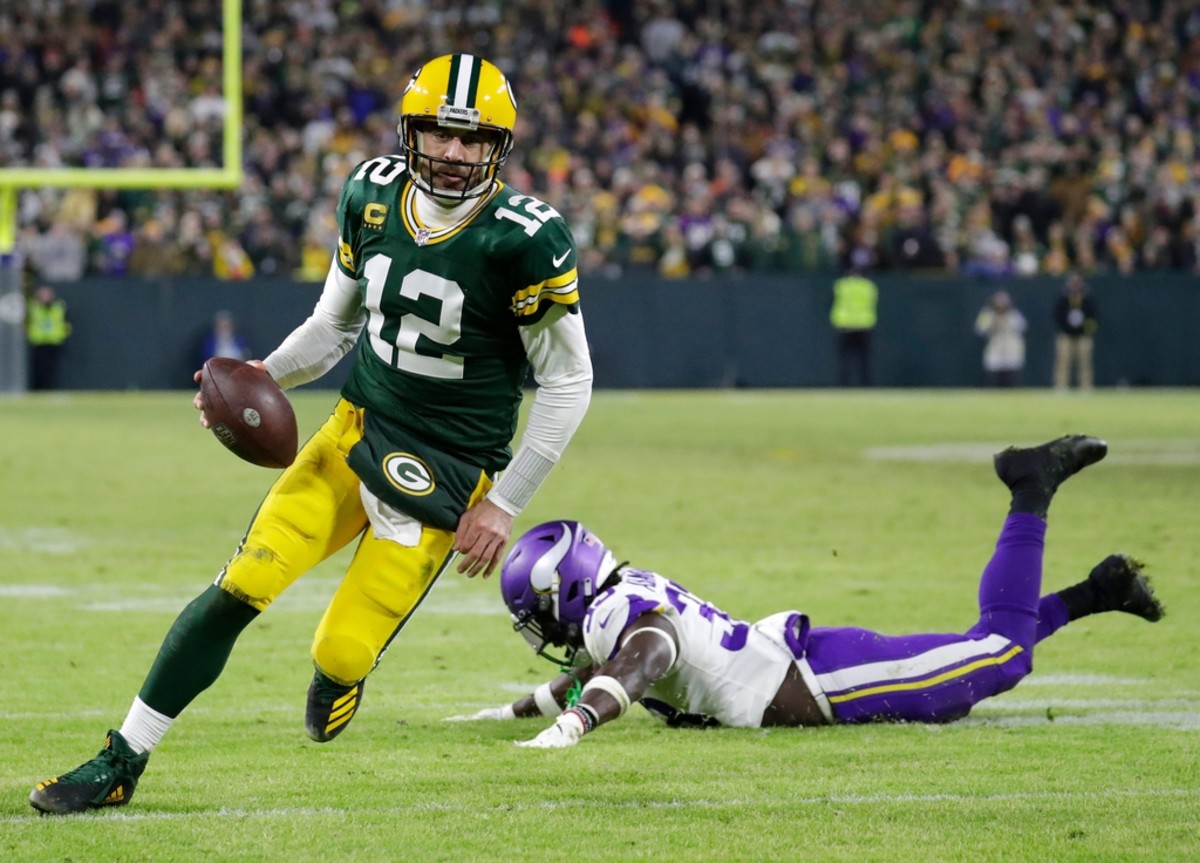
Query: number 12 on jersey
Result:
<box><xmin>363</xmin><ymin>255</ymin><xmax>465</xmax><ymax>380</ymax></box>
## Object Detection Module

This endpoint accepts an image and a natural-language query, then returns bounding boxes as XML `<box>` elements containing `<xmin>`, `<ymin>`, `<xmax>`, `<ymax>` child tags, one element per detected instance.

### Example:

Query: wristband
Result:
<box><xmin>488</xmin><ymin>446</ymin><xmax>555</xmax><ymax>515</ymax></box>
<box><xmin>563</xmin><ymin>706</ymin><xmax>595</xmax><ymax>735</ymax></box>
<box><xmin>533</xmin><ymin>682</ymin><xmax>559</xmax><ymax>717</ymax></box>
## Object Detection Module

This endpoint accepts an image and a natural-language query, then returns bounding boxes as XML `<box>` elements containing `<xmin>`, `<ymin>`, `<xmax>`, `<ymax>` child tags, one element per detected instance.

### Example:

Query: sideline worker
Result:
<box><xmin>830</xmin><ymin>265</ymin><xmax>878</xmax><ymax>386</ymax></box>
<box><xmin>26</xmin><ymin>284</ymin><xmax>72</xmax><ymax>391</ymax></box>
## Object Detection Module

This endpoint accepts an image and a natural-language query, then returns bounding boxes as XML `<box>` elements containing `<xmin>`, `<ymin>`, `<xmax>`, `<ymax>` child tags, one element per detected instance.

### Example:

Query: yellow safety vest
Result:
<box><xmin>830</xmin><ymin>275</ymin><xmax>878</xmax><ymax>330</ymax></box>
<box><xmin>27</xmin><ymin>300</ymin><xmax>72</xmax><ymax>346</ymax></box>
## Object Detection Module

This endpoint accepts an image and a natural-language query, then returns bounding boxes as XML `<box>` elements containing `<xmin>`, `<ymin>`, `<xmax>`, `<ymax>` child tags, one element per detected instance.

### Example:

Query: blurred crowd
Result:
<box><xmin>3</xmin><ymin>0</ymin><xmax>1200</xmax><ymax>282</ymax></box>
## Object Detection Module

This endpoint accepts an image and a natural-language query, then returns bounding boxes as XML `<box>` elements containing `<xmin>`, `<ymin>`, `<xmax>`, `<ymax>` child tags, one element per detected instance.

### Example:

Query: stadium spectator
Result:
<box><xmin>29</xmin><ymin>51</ymin><xmax>594</xmax><ymax>817</ymax></box>
<box><xmin>127</xmin><ymin>220</ymin><xmax>181</xmax><ymax>277</ymax></box>
<box><xmin>199</xmin><ymin>309</ymin><xmax>251</xmax><ymax>363</ymax></box>
<box><xmin>89</xmin><ymin>209</ymin><xmax>135</xmax><ymax>275</ymax></box>
<box><xmin>23</xmin><ymin>221</ymin><xmax>87</xmax><ymax>283</ymax></box>
<box><xmin>447</xmin><ymin>436</ymin><xmax>1163</xmax><ymax>745</ymax></box>
<box><xmin>974</xmin><ymin>289</ymin><xmax>1027</xmax><ymax>388</ymax></box>
<box><xmin>6</xmin><ymin>1</ymin><xmax>1200</xmax><ymax>279</ymax></box>
<box><xmin>1053</xmin><ymin>273</ymin><xmax>1100</xmax><ymax>391</ymax></box>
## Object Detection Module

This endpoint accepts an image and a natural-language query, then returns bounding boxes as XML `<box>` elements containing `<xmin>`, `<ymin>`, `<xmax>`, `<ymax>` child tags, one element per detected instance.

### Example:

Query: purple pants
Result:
<box><xmin>805</xmin><ymin>514</ymin><xmax>1070</xmax><ymax>724</ymax></box>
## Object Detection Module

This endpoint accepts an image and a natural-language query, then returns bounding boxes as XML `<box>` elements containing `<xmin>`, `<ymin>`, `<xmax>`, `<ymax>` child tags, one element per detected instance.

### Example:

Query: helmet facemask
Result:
<box><xmin>399</xmin><ymin>116</ymin><xmax>511</xmax><ymax>203</ymax></box>
<box><xmin>510</xmin><ymin>602</ymin><xmax>583</xmax><ymax>668</ymax></box>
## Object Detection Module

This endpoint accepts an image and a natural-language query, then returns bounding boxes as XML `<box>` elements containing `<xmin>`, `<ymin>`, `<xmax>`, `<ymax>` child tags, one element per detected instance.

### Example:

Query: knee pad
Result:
<box><xmin>312</xmin><ymin>630</ymin><xmax>375</xmax><ymax>685</ymax></box>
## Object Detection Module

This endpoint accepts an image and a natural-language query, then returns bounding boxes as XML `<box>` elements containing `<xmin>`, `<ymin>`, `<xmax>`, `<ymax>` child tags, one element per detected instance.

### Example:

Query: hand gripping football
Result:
<box><xmin>199</xmin><ymin>358</ymin><xmax>298</xmax><ymax>469</ymax></box>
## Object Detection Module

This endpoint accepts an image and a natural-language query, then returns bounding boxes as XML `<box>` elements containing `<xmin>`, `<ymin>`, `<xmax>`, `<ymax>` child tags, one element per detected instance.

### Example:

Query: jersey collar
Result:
<box><xmin>402</xmin><ymin>180</ymin><xmax>503</xmax><ymax>246</ymax></box>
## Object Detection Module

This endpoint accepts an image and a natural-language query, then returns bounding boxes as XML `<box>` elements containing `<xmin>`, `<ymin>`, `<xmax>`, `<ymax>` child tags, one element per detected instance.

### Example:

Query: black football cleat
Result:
<box><xmin>994</xmin><ymin>435</ymin><xmax>1107</xmax><ymax>516</ymax></box>
<box><xmin>1084</xmin><ymin>554</ymin><xmax>1165</xmax><ymax>622</ymax></box>
<box><xmin>305</xmin><ymin>670</ymin><xmax>365</xmax><ymax>742</ymax></box>
<box><xmin>30</xmin><ymin>730</ymin><xmax>149</xmax><ymax>815</ymax></box>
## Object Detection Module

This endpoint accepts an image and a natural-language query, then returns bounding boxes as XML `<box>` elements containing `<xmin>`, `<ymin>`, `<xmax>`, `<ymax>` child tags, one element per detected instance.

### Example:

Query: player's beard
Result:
<box><xmin>417</xmin><ymin>156</ymin><xmax>484</xmax><ymax>203</ymax></box>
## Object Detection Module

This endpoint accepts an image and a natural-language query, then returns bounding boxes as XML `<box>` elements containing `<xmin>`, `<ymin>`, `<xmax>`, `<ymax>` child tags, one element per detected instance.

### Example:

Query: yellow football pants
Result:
<box><xmin>216</xmin><ymin>398</ymin><xmax>490</xmax><ymax>685</ymax></box>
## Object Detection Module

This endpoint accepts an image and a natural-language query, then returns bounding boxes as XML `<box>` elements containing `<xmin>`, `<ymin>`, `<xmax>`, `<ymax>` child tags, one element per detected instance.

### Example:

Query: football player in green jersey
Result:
<box><xmin>30</xmin><ymin>53</ymin><xmax>593</xmax><ymax>815</ymax></box>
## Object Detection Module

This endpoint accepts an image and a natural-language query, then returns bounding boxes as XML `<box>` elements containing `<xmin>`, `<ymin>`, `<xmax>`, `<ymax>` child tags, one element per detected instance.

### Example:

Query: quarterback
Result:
<box><xmin>31</xmin><ymin>53</ymin><xmax>592</xmax><ymax>813</ymax></box>
<box><xmin>448</xmin><ymin>436</ymin><xmax>1164</xmax><ymax>746</ymax></box>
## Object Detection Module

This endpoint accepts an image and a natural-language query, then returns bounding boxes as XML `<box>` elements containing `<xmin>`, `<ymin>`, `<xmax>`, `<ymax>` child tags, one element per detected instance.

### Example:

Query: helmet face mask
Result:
<box><xmin>500</xmin><ymin>521</ymin><xmax>617</xmax><ymax>668</ymax></box>
<box><xmin>510</xmin><ymin>606</ymin><xmax>579</xmax><ymax>667</ymax></box>
<box><xmin>398</xmin><ymin>54</ymin><xmax>517</xmax><ymax>202</ymax></box>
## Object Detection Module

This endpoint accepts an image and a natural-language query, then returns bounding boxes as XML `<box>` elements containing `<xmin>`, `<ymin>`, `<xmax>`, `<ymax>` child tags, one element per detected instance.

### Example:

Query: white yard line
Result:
<box><xmin>3</xmin><ymin>787</ymin><xmax>1197</xmax><ymax>824</ymax></box>
<box><xmin>962</xmin><ymin>711</ymin><xmax>1200</xmax><ymax>730</ymax></box>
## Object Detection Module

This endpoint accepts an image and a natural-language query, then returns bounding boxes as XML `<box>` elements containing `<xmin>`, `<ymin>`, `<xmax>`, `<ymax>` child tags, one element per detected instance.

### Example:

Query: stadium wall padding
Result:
<box><xmin>38</xmin><ymin>273</ymin><xmax>1200</xmax><ymax>390</ymax></box>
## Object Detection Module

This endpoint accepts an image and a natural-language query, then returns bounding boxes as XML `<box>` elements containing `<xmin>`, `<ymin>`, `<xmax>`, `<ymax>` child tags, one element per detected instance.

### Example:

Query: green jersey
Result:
<box><xmin>334</xmin><ymin>155</ymin><xmax>581</xmax><ymax>474</ymax></box>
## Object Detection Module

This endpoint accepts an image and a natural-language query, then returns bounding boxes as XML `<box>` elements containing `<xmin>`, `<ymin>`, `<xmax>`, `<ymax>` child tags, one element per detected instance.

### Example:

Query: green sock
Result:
<box><xmin>138</xmin><ymin>584</ymin><xmax>260</xmax><ymax>717</ymax></box>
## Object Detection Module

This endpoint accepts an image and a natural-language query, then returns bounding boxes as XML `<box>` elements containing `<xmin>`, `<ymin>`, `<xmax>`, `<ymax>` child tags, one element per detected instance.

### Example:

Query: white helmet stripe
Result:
<box><xmin>528</xmin><ymin>527</ymin><xmax>573</xmax><ymax>600</ymax></box>
<box><xmin>453</xmin><ymin>54</ymin><xmax>475</xmax><ymax>107</ymax></box>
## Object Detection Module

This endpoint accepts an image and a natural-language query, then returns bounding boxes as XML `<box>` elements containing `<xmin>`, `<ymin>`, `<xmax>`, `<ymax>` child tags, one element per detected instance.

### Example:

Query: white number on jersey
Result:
<box><xmin>494</xmin><ymin>194</ymin><xmax>563</xmax><ymax>237</ymax></box>
<box><xmin>353</xmin><ymin>156</ymin><xmax>408</xmax><ymax>186</ymax></box>
<box><xmin>363</xmin><ymin>255</ymin><xmax>465</xmax><ymax>379</ymax></box>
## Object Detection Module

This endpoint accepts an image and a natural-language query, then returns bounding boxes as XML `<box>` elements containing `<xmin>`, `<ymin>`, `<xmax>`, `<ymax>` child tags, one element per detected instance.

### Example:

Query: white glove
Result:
<box><xmin>443</xmin><ymin>704</ymin><xmax>516</xmax><ymax>722</ymax></box>
<box><xmin>515</xmin><ymin>711</ymin><xmax>586</xmax><ymax>749</ymax></box>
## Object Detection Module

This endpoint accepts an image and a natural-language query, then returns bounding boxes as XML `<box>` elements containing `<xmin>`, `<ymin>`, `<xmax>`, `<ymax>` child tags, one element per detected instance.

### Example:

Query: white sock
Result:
<box><xmin>118</xmin><ymin>697</ymin><xmax>175</xmax><ymax>754</ymax></box>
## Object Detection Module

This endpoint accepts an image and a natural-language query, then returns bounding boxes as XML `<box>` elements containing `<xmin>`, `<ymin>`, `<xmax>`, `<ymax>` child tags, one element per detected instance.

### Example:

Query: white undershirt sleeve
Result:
<box><xmin>487</xmin><ymin>305</ymin><xmax>593</xmax><ymax>515</ymax></box>
<box><xmin>263</xmin><ymin>256</ymin><xmax>366</xmax><ymax>390</ymax></box>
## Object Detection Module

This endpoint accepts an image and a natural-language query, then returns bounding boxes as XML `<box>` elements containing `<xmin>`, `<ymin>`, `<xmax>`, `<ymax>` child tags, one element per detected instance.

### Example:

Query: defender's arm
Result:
<box><xmin>516</xmin><ymin>614</ymin><xmax>679</xmax><ymax>749</ymax></box>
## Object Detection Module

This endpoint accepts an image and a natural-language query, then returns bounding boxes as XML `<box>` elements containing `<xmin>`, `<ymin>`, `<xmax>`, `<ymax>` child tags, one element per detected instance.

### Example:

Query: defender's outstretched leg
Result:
<box><xmin>1038</xmin><ymin>554</ymin><xmax>1165</xmax><ymax>642</ymax></box>
<box><xmin>994</xmin><ymin>434</ymin><xmax>1108</xmax><ymax>519</ymax></box>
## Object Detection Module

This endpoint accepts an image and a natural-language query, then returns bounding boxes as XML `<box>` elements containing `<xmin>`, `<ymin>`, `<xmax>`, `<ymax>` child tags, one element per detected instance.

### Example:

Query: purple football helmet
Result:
<box><xmin>500</xmin><ymin>520</ymin><xmax>618</xmax><ymax>666</ymax></box>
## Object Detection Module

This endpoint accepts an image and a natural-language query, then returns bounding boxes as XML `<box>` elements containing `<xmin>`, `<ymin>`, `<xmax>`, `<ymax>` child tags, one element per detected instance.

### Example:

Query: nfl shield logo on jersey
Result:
<box><xmin>415</xmin><ymin>228</ymin><xmax>431</xmax><ymax>246</ymax></box>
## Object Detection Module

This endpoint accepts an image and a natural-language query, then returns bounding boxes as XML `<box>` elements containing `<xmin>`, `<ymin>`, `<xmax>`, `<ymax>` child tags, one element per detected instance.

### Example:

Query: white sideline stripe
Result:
<box><xmin>1019</xmin><ymin>673</ymin><xmax>1152</xmax><ymax>686</ymax></box>
<box><xmin>0</xmin><ymin>585</ymin><xmax>72</xmax><ymax>598</ymax></box>
<box><xmin>864</xmin><ymin>439</ymin><xmax>1200</xmax><ymax>465</ymax></box>
<box><xmin>0</xmin><ymin>527</ymin><xmax>91</xmax><ymax>555</ymax></box>
<box><xmin>963</xmin><ymin>711</ymin><xmax>1200</xmax><ymax>730</ymax></box>
<box><xmin>9</xmin><ymin>571</ymin><xmax>507</xmax><ymax>616</ymax></box>
<box><xmin>76</xmin><ymin>596</ymin><xmax>506</xmax><ymax>615</ymax></box>
<box><xmin>979</xmin><ymin>698</ymin><xmax>1200</xmax><ymax>710</ymax></box>
<box><xmin>3</xmin><ymin>787</ymin><xmax>1196</xmax><ymax>824</ymax></box>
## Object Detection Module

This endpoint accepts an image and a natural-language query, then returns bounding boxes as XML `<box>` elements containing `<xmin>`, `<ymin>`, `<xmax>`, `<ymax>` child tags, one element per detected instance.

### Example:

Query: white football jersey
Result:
<box><xmin>581</xmin><ymin>568</ymin><xmax>803</xmax><ymax>728</ymax></box>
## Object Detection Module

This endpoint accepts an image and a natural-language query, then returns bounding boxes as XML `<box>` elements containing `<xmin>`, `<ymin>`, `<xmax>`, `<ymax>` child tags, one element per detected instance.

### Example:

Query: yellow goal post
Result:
<box><xmin>0</xmin><ymin>0</ymin><xmax>243</xmax><ymax>253</ymax></box>
<box><xmin>0</xmin><ymin>0</ymin><xmax>242</xmax><ymax>393</ymax></box>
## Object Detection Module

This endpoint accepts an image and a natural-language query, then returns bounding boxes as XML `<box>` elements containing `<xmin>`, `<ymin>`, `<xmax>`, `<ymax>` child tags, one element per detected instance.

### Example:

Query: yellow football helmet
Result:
<box><xmin>398</xmin><ymin>54</ymin><xmax>518</xmax><ymax>201</ymax></box>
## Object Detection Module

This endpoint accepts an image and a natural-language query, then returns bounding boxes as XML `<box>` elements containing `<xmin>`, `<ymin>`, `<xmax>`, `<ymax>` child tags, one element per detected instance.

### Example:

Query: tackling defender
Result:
<box><xmin>31</xmin><ymin>53</ymin><xmax>592</xmax><ymax>813</ymax></box>
<box><xmin>447</xmin><ymin>436</ymin><xmax>1164</xmax><ymax>745</ymax></box>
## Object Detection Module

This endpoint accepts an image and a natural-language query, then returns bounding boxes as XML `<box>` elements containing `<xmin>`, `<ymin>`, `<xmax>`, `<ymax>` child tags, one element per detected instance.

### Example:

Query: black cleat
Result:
<box><xmin>29</xmin><ymin>730</ymin><xmax>149</xmax><ymax>815</ymax></box>
<box><xmin>994</xmin><ymin>435</ymin><xmax>1107</xmax><ymax>516</ymax></box>
<box><xmin>1085</xmin><ymin>554</ymin><xmax>1165</xmax><ymax>622</ymax></box>
<box><xmin>305</xmin><ymin>670</ymin><xmax>365</xmax><ymax>742</ymax></box>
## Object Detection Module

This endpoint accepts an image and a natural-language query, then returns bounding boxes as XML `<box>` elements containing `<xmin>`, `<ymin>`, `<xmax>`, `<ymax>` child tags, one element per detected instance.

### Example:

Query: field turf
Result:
<box><xmin>1</xmin><ymin>388</ymin><xmax>1196</xmax><ymax>862</ymax></box>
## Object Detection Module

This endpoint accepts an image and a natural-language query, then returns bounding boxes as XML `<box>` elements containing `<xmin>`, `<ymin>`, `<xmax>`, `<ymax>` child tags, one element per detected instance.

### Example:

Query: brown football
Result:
<box><xmin>199</xmin><ymin>357</ymin><xmax>298</xmax><ymax>469</ymax></box>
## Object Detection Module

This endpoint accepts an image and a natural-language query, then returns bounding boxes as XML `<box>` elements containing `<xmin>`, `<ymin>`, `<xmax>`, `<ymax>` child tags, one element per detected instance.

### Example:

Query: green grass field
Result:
<box><xmin>1</xmin><ymin>388</ymin><xmax>1197</xmax><ymax>862</ymax></box>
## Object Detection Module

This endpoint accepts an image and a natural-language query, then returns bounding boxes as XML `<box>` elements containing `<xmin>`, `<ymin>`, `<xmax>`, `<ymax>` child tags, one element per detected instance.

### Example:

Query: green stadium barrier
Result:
<box><xmin>35</xmin><ymin>272</ymin><xmax>1200</xmax><ymax>390</ymax></box>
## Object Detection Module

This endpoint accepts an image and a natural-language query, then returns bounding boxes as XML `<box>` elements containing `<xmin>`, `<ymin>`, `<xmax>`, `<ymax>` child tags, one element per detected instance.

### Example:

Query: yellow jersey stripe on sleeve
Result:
<box><xmin>338</xmin><ymin>237</ymin><xmax>355</xmax><ymax>271</ymax></box>
<box><xmin>511</xmin><ymin>268</ymin><xmax>579</xmax><ymax>316</ymax></box>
